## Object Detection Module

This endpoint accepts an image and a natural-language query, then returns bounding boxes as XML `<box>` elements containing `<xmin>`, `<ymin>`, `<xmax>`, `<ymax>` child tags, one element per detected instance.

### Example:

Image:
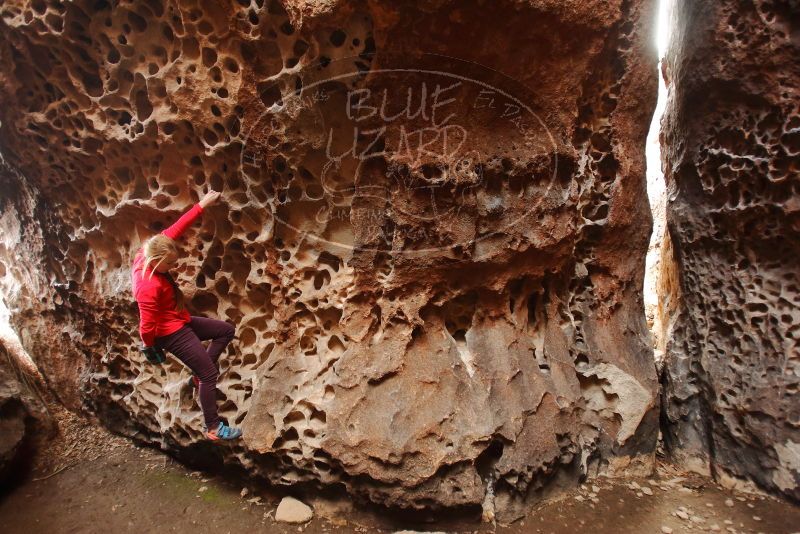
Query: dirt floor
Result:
<box><xmin>1</xmin><ymin>407</ymin><xmax>799</xmax><ymax>534</ymax></box>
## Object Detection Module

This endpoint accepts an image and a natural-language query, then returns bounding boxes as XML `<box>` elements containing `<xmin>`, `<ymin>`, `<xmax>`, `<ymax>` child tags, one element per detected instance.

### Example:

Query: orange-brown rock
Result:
<box><xmin>0</xmin><ymin>0</ymin><xmax>658</xmax><ymax>519</ymax></box>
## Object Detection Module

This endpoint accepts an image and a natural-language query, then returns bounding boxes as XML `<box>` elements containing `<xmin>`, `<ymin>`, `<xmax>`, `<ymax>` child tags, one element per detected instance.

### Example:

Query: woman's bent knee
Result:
<box><xmin>224</xmin><ymin>322</ymin><xmax>235</xmax><ymax>341</ymax></box>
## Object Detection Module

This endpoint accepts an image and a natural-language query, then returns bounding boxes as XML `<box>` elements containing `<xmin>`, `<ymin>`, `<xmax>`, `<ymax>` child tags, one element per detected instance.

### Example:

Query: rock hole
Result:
<box><xmin>257</xmin><ymin>82</ymin><xmax>282</xmax><ymax>108</ymax></box>
<box><xmin>330</xmin><ymin>29</ymin><xmax>346</xmax><ymax>47</ymax></box>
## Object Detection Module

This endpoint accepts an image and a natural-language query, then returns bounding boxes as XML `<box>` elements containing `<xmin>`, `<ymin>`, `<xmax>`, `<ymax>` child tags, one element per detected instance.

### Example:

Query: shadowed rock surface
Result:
<box><xmin>0</xmin><ymin>0</ymin><xmax>658</xmax><ymax>520</ymax></box>
<box><xmin>659</xmin><ymin>0</ymin><xmax>800</xmax><ymax>501</ymax></box>
<box><xmin>0</xmin><ymin>349</ymin><xmax>29</xmax><ymax>482</ymax></box>
<box><xmin>0</xmin><ymin>338</ymin><xmax>49</xmax><ymax>485</ymax></box>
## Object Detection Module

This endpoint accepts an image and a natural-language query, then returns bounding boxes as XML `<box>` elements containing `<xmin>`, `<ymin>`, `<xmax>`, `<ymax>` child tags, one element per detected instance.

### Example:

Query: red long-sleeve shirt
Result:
<box><xmin>131</xmin><ymin>203</ymin><xmax>204</xmax><ymax>347</ymax></box>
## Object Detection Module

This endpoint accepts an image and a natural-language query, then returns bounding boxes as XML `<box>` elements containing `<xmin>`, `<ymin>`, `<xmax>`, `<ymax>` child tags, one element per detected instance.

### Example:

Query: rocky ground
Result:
<box><xmin>0</xmin><ymin>406</ymin><xmax>798</xmax><ymax>534</ymax></box>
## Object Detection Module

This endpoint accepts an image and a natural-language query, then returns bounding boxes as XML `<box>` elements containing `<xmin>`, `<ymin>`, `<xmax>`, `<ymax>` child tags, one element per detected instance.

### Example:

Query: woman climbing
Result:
<box><xmin>131</xmin><ymin>190</ymin><xmax>242</xmax><ymax>441</ymax></box>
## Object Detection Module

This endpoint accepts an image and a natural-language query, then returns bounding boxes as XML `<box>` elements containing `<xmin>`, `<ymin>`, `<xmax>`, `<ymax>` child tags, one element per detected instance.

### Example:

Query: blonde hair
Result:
<box><xmin>143</xmin><ymin>234</ymin><xmax>184</xmax><ymax>310</ymax></box>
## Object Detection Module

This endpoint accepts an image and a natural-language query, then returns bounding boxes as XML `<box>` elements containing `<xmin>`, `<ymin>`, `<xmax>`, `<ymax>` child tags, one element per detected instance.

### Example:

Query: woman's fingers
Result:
<box><xmin>200</xmin><ymin>190</ymin><xmax>221</xmax><ymax>208</ymax></box>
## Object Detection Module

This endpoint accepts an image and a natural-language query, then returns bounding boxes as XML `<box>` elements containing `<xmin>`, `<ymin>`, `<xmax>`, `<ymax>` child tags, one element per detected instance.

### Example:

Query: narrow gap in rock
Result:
<box><xmin>644</xmin><ymin>0</ymin><xmax>673</xmax><ymax>366</ymax></box>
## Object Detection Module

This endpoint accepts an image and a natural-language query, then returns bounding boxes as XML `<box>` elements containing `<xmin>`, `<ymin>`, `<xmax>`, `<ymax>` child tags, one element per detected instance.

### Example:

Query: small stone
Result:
<box><xmin>198</xmin><ymin>486</ymin><xmax>208</xmax><ymax>493</ymax></box>
<box><xmin>275</xmin><ymin>497</ymin><xmax>313</xmax><ymax>524</ymax></box>
<box><xmin>592</xmin><ymin>485</ymin><xmax>600</xmax><ymax>493</ymax></box>
<box><xmin>710</xmin><ymin>524</ymin><xmax>720</xmax><ymax>531</ymax></box>
<box><xmin>641</xmin><ymin>486</ymin><xmax>653</xmax><ymax>496</ymax></box>
<box><xmin>725</xmin><ymin>499</ymin><xmax>734</xmax><ymax>507</ymax></box>
<box><xmin>241</xmin><ymin>488</ymin><xmax>249</xmax><ymax>498</ymax></box>
<box><xmin>676</xmin><ymin>510</ymin><xmax>690</xmax><ymax>520</ymax></box>
<box><xmin>724</xmin><ymin>519</ymin><xmax>733</xmax><ymax>525</ymax></box>
<box><xmin>661</xmin><ymin>527</ymin><xmax>673</xmax><ymax>534</ymax></box>
<box><xmin>636</xmin><ymin>492</ymin><xmax>643</xmax><ymax>497</ymax></box>
<box><xmin>575</xmin><ymin>495</ymin><xmax>585</xmax><ymax>502</ymax></box>
<box><xmin>690</xmin><ymin>516</ymin><xmax>704</xmax><ymax>524</ymax></box>
<box><xmin>746</xmin><ymin>503</ymin><xmax>754</xmax><ymax>509</ymax></box>
<box><xmin>752</xmin><ymin>516</ymin><xmax>761</xmax><ymax>522</ymax></box>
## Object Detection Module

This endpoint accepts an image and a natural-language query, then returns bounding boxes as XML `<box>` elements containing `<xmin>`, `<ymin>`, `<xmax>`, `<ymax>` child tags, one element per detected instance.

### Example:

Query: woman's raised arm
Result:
<box><xmin>161</xmin><ymin>190</ymin><xmax>221</xmax><ymax>240</ymax></box>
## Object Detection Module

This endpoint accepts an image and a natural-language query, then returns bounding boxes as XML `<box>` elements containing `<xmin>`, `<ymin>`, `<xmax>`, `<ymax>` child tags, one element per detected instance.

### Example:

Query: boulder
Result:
<box><xmin>659</xmin><ymin>0</ymin><xmax>800</xmax><ymax>501</ymax></box>
<box><xmin>0</xmin><ymin>0</ymin><xmax>658</xmax><ymax>519</ymax></box>
<box><xmin>0</xmin><ymin>339</ymin><xmax>49</xmax><ymax>484</ymax></box>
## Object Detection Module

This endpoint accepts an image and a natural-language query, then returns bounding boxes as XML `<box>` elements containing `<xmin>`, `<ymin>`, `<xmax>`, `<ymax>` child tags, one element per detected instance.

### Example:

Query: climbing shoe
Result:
<box><xmin>206</xmin><ymin>421</ymin><xmax>242</xmax><ymax>441</ymax></box>
<box><xmin>186</xmin><ymin>375</ymin><xmax>200</xmax><ymax>389</ymax></box>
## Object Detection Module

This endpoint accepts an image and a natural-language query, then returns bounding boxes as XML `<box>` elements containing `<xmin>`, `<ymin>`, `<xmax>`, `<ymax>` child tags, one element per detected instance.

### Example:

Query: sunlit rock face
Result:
<box><xmin>659</xmin><ymin>1</ymin><xmax>800</xmax><ymax>500</ymax></box>
<box><xmin>0</xmin><ymin>0</ymin><xmax>657</xmax><ymax>519</ymax></box>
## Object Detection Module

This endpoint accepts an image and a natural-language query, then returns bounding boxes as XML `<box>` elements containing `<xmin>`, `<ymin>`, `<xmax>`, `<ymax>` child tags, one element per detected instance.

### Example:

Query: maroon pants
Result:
<box><xmin>155</xmin><ymin>316</ymin><xmax>235</xmax><ymax>429</ymax></box>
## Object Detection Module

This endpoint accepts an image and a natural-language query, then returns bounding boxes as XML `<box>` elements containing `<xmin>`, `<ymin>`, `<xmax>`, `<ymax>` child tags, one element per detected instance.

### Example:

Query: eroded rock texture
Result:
<box><xmin>0</xmin><ymin>338</ymin><xmax>49</xmax><ymax>484</ymax></box>
<box><xmin>660</xmin><ymin>1</ymin><xmax>800</xmax><ymax>500</ymax></box>
<box><xmin>0</xmin><ymin>347</ymin><xmax>28</xmax><ymax>481</ymax></box>
<box><xmin>0</xmin><ymin>0</ymin><xmax>657</xmax><ymax>518</ymax></box>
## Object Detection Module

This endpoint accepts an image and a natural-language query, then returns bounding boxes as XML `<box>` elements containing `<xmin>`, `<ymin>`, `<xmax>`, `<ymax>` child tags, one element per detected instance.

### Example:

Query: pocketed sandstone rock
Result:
<box><xmin>0</xmin><ymin>0</ymin><xmax>658</xmax><ymax>519</ymax></box>
<box><xmin>659</xmin><ymin>0</ymin><xmax>800</xmax><ymax>501</ymax></box>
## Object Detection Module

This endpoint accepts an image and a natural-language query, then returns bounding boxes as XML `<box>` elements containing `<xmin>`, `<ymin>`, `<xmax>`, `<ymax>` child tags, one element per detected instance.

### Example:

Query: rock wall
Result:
<box><xmin>660</xmin><ymin>0</ymin><xmax>800</xmax><ymax>500</ymax></box>
<box><xmin>0</xmin><ymin>0</ymin><xmax>658</xmax><ymax>520</ymax></box>
<box><xmin>0</xmin><ymin>344</ymin><xmax>31</xmax><ymax>482</ymax></box>
<box><xmin>0</xmin><ymin>335</ymin><xmax>50</xmax><ymax>484</ymax></box>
